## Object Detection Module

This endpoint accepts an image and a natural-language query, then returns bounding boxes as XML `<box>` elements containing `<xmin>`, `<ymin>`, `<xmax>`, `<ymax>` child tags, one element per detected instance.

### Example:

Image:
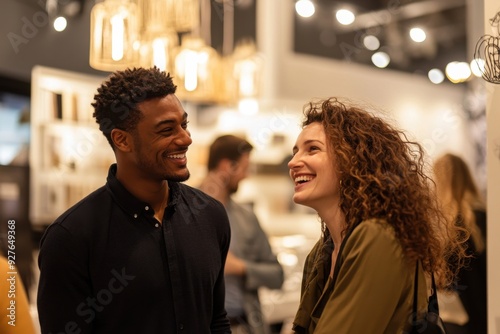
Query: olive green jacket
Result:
<box><xmin>293</xmin><ymin>219</ymin><xmax>428</xmax><ymax>334</ymax></box>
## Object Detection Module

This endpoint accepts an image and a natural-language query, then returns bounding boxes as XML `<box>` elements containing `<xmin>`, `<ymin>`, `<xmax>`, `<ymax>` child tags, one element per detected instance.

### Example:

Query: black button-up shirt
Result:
<box><xmin>37</xmin><ymin>164</ymin><xmax>231</xmax><ymax>334</ymax></box>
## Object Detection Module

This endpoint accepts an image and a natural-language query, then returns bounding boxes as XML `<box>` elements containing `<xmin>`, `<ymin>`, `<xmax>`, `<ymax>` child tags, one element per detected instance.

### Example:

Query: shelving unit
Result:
<box><xmin>30</xmin><ymin>66</ymin><xmax>110</xmax><ymax>227</ymax></box>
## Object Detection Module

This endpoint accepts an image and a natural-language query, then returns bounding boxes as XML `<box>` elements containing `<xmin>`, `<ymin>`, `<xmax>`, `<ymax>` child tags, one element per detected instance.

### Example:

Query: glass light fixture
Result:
<box><xmin>89</xmin><ymin>0</ymin><xmax>139</xmax><ymax>71</ymax></box>
<box><xmin>173</xmin><ymin>35</ymin><xmax>222</xmax><ymax>103</ymax></box>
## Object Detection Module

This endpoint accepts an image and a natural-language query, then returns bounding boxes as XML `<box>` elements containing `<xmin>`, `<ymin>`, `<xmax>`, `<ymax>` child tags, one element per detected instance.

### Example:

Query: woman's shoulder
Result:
<box><xmin>345</xmin><ymin>219</ymin><xmax>402</xmax><ymax>254</ymax></box>
<box><xmin>352</xmin><ymin>218</ymin><xmax>396</xmax><ymax>239</ymax></box>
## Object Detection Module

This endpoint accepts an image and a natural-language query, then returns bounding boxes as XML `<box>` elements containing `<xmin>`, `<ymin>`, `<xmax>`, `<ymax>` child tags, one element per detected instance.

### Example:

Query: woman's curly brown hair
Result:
<box><xmin>92</xmin><ymin>67</ymin><xmax>177</xmax><ymax>149</ymax></box>
<box><xmin>303</xmin><ymin>97</ymin><xmax>467</xmax><ymax>287</ymax></box>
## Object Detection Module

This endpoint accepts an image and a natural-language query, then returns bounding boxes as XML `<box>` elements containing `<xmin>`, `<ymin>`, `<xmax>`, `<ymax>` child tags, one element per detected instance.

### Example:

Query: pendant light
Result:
<box><xmin>172</xmin><ymin>35</ymin><xmax>223</xmax><ymax>103</ymax></box>
<box><xmin>89</xmin><ymin>0</ymin><xmax>139</xmax><ymax>71</ymax></box>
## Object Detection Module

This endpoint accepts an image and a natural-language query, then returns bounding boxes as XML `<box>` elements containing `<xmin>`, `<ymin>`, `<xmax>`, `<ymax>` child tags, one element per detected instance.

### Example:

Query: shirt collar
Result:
<box><xmin>105</xmin><ymin>164</ymin><xmax>181</xmax><ymax>219</ymax></box>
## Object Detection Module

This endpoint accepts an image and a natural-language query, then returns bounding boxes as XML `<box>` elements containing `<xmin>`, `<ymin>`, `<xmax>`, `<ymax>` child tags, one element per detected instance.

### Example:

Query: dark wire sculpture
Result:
<box><xmin>474</xmin><ymin>11</ymin><xmax>500</xmax><ymax>84</ymax></box>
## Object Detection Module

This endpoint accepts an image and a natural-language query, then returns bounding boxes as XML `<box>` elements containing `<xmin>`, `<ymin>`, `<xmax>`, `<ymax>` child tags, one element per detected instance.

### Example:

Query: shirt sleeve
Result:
<box><xmin>314</xmin><ymin>221</ymin><xmax>411</xmax><ymax>334</ymax></box>
<box><xmin>37</xmin><ymin>223</ymin><xmax>93</xmax><ymax>334</ymax></box>
<box><xmin>210</xmin><ymin>207</ymin><xmax>232</xmax><ymax>334</ymax></box>
<box><xmin>244</xmin><ymin>216</ymin><xmax>284</xmax><ymax>291</ymax></box>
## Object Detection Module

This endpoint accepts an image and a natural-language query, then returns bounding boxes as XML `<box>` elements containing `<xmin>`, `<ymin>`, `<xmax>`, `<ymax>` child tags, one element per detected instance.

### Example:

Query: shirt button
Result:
<box><xmin>133</xmin><ymin>214</ymin><xmax>138</xmax><ymax>218</ymax></box>
<box><xmin>155</xmin><ymin>223</ymin><xmax>159</xmax><ymax>228</ymax></box>
<box><xmin>145</xmin><ymin>206</ymin><xmax>149</xmax><ymax>210</ymax></box>
<box><xmin>178</xmin><ymin>323</ymin><xmax>184</xmax><ymax>330</ymax></box>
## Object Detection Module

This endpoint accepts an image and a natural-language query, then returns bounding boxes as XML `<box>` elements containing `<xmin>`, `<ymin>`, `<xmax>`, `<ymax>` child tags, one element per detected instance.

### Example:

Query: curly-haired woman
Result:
<box><xmin>288</xmin><ymin>98</ymin><xmax>467</xmax><ymax>334</ymax></box>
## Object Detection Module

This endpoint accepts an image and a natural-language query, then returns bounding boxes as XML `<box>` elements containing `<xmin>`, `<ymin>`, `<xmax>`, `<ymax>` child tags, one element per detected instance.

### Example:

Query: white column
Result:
<box><xmin>256</xmin><ymin>0</ymin><xmax>280</xmax><ymax>102</ymax></box>
<box><xmin>483</xmin><ymin>0</ymin><xmax>500</xmax><ymax>332</ymax></box>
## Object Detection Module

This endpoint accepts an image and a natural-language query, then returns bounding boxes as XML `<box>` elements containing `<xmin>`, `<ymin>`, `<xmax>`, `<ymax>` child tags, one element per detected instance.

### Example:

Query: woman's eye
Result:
<box><xmin>182</xmin><ymin>121</ymin><xmax>189</xmax><ymax>129</ymax></box>
<box><xmin>309</xmin><ymin>146</ymin><xmax>319</xmax><ymax>151</ymax></box>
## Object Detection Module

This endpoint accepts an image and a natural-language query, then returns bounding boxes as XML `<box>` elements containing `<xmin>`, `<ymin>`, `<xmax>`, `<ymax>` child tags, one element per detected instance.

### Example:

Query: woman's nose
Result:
<box><xmin>288</xmin><ymin>154</ymin><xmax>300</xmax><ymax>169</ymax></box>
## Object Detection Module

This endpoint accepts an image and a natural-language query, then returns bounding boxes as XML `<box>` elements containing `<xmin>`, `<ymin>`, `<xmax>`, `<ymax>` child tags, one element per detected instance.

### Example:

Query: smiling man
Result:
<box><xmin>37</xmin><ymin>67</ymin><xmax>231</xmax><ymax>334</ymax></box>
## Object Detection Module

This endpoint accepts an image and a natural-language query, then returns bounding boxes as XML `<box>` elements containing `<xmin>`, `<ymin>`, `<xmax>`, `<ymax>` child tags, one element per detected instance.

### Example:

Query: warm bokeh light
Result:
<box><xmin>53</xmin><ymin>16</ymin><xmax>67</xmax><ymax>32</ymax></box>
<box><xmin>371</xmin><ymin>51</ymin><xmax>390</xmax><ymax>68</ymax></box>
<box><xmin>336</xmin><ymin>9</ymin><xmax>355</xmax><ymax>25</ymax></box>
<box><xmin>363</xmin><ymin>35</ymin><xmax>380</xmax><ymax>51</ymax></box>
<box><xmin>470</xmin><ymin>58</ymin><xmax>485</xmax><ymax>77</ymax></box>
<box><xmin>445</xmin><ymin>61</ymin><xmax>471</xmax><ymax>83</ymax></box>
<box><xmin>238</xmin><ymin>98</ymin><xmax>259</xmax><ymax>115</ymax></box>
<box><xmin>428</xmin><ymin>68</ymin><xmax>444</xmax><ymax>84</ymax></box>
<box><xmin>409</xmin><ymin>27</ymin><xmax>426</xmax><ymax>43</ymax></box>
<box><xmin>295</xmin><ymin>0</ymin><xmax>315</xmax><ymax>18</ymax></box>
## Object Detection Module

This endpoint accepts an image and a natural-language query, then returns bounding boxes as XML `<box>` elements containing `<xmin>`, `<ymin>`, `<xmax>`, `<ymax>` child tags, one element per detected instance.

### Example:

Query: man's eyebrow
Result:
<box><xmin>154</xmin><ymin>112</ymin><xmax>188</xmax><ymax>129</ymax></box>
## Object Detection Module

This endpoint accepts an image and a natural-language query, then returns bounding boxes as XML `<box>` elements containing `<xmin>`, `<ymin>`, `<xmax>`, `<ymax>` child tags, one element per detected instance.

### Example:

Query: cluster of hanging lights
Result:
<box><xmin>89</xmin><ymin>0</ymin><xmax>262</xmax><ymax>105</ymax></box>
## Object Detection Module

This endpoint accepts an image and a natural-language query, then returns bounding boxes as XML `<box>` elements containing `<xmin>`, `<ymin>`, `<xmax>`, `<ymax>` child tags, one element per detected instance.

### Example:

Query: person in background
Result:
<box><xmin>288</xmin><ymin>98</ymin><xmax>467</xmax><ymax>333</ymax></box>
<box><xmin>37</xmin><ymin>67</ymin><xmax>231</xmax><ymax>334</ymax></box>
<box><xmin>199</xmin><ymin>135</ymin><xmax>284</xmax><ymax>334</ymax></box>
<box><xmin>0</xmin><ymin>255</ymin><xmax>36</xmax><ymax>334</ymax></box>
<box><xmin>433</xmin><ymin>153</ymin><xmax>487</xmax><ymax>334</ymax></box>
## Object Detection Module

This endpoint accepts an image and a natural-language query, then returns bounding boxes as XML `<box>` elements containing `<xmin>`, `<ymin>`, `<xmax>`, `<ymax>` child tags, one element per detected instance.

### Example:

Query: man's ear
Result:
<box><xmin>218</xmin><ymin>159</ymin><xmax>233</xmax><ymax>172</ymax></box>
<box><xmin>111</xmin><ymin>128</ymin><xmax>133</xmax><ymax>153</ymax></box>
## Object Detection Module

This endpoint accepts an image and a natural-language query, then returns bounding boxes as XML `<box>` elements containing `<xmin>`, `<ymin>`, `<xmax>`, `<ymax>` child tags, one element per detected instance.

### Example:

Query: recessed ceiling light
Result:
<box><xmin>336</xmin><ymin>9</ymin><xmax>355</xmax><ymax>25</ymax></box>
<box><xmin>470</xmin><ymin>58</ymin><xmax>485</xmax><ymax>77</ymax></box>
<box><xmin>428</xmin><ymin>69</ymin><xmax>444</xmax><ymax>84</ymax></box>
<box><xmin>409</xmin><ymin>27</ymin><xmax>426</xmax><ymax>43</ymax></box>
<box><xmin>296</xmin><ymin>0</ymin><xmax>315</xmax><ymax>18</ymax></box>
<box><xmin>363</xmin><ymin>35</ymin><xmax>380</xmax><ymax>51</ymax></box>
<box><xmin>445</xmin><ymin>61</ymin><xmax>471</xmax><ymax>83</ymax></box>
<box><xmin>372</xmin><ymin>51</ymin><xmax>390</xmax><ymax>68</ymax></box>
<box><xmin>53</xmin><ymin>16</ymin><xmax>67</xmax><ymax>32</ymax></box>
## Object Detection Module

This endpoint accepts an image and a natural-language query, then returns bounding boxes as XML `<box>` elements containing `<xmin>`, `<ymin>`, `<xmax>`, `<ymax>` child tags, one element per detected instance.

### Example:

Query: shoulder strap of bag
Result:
<box><xmin>412</xmin><ymin>261</ymin><xmax>440</xmax><ymax>315</ymax></box>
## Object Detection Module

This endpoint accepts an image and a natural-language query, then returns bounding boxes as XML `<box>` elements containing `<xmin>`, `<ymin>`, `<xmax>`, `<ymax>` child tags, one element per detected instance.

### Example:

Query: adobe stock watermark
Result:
<box><xmin>7</xmin><ymin>0</ymin><xmax>72</xmax><ymax>54</ymax></box>
<box><xmin>47</xmin><ymin>267</ymin><xmax>135</xmax><ymax>334</ymax></box>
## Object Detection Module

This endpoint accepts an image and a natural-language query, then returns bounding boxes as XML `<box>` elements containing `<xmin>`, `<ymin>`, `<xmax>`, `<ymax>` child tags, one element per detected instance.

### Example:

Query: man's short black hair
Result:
<box><xmin>92</xmin><ymin>67</ymin><xmax>177</xmax><ymax>149</ymax></box>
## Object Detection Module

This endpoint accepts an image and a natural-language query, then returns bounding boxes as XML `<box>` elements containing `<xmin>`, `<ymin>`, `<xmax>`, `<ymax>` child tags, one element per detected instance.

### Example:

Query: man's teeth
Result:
<box><xmin>168</xmin><ymin>154</ymin><xmax>185</xmax><ymax>159</ymax></box>
<box><xmin>295</xmin><ymin>175</ymin><xmax>313</xmax><ymax>183</ymax></box>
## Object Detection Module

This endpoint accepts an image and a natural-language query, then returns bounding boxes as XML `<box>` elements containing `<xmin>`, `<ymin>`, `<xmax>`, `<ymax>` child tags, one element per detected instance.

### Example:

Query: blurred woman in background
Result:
<box><xmin>433</xmin><ymin>153</ymin><xmax>487</xmax><ymax>334</ymax></box>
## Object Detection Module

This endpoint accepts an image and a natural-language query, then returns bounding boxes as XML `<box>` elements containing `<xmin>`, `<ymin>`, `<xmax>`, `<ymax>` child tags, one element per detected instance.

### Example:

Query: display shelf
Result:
<box><xmin>30</xmin><ymin>66</ymin><xmax>108</xmax><ymax>227</ymax></box>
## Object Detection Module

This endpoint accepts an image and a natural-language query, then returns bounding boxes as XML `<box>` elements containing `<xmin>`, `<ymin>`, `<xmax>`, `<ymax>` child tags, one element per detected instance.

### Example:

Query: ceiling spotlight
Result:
<box><xmin>296</xmin><ymin>0</ymin><xmax>315</xmax><ymax>18</ymax></box>
<box><xmin>409</xmin><ymin>27</ymin><xmax>426</xmax><ymax>43</ymax></box>
<box><xmin>371</xmin><ymin>51</ymin><xmax>390</xmax><ymax>68</ymax></box>
<box><xmin>336</xmin><ymin>9</ymin><xmax>355</xmax><ymax>25</ymax></box>
<box><xmin>470</xmin><ymin>58</ymin><xmax>486</xmax><ymax>77</ymax></box>
<box><xmin>363</xmin><ymin>35</ymin><xmax>380</xmax><ymax>51</ymax></box>
<box><xmin>428</xmin><ymin>69</ymin><xmax>444</xmax><ymax>84</ymax></box>
<box><xmin>53</xmin><ymin>16</ymin><xmax>67</xmax><ymax>32</ymax></box>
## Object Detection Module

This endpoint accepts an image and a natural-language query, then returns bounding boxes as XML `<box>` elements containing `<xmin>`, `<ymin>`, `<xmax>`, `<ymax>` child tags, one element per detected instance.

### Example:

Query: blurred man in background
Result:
<box><xmin>199</xmin><ymin>135</ymin><xmax>284</xmax><ymax>334</ymax></box>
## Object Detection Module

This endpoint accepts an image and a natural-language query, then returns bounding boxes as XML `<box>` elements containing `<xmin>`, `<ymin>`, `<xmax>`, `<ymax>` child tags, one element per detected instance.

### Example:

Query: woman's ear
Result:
<box><xmin>111</xmin><ymin>129</ymin><xmax>133</xmax><ymax>153</ymax></box>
